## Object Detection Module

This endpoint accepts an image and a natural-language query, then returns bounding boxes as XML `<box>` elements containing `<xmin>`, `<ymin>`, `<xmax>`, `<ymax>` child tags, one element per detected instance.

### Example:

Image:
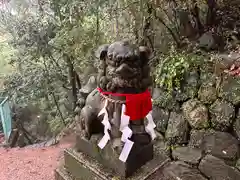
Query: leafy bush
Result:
<box><xmin>154</xmin><ymin>46</ymin><xmax>203</xmax><ymax>91</ymax></box>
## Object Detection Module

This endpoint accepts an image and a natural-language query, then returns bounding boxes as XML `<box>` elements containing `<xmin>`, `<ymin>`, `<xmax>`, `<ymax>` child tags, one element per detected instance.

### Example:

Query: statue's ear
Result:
<box><xmin>139</xmin><ymin>46</ymin><xmax>151</xmax><ymax>63</ymax></box>
<box><xmin>95</xmin><ymin>44</ymin><xmax>109</xmax><ymax>60</ymax></box>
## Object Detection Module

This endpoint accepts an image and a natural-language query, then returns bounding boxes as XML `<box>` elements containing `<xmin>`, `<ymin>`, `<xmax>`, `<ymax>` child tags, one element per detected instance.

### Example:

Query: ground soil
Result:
<box><xmin>0</xmin><ymin>134</ymin><xmax>75</xmax><ymax>180</ymax></box>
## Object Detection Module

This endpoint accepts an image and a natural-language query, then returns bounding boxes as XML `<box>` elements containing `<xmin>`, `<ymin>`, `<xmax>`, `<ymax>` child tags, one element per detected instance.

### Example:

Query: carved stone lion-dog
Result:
<box><xmin>78</xmin><ymin>40</ymin><xmax>152</xmax><ymax>150</ymax></box>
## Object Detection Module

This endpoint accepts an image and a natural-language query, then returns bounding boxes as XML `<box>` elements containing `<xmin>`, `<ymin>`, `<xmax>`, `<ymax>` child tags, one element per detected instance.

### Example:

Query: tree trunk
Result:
<box><xmin>95</xmin><ymin>2</ymin><xmax>100</xmax><ymax>45</ymax></box>
<box><xmin>75</xmin><ymin>71</ymin><xmax>81</xmax><ymax>90</ymax></box>
<box><xmin>115</xmin><ymin>2</ymin><xmax>120</xmax><ymax>39</ymax></box>
<box><xmin>42</xmin><ymin>57</ymin><xmax>66</xmax><ymax>126</ymax></box>
<box><xmin>152</xmin><ymin>5</ymin><xmax>181</xmax><ymax>47</ymax></box>
<box><xmin>51</xmin><ymin>92</ymin><xmax>66</xmax><ymax>126</ymax></box>
<box><xmin>206</xmin><ymin>0</ymin><xmax>217</xmax><ymax>27</ymax></box>
<box><xmin>191</xmin><ymin>1</ymin><xmax>204</xmax><ymax>34</ymax></box>
<box><xmin>141</xmin><ymin>2</ymin><xmax>154</xmax><ymax>51</ymax></box>
<box><xmin>178</xmin><ymin>9</ymin><xmax>197</xmax><ymax>39</ymax></box>
<box><xmin>65</xmin><ymin>55</ymin><xmax>77</xmax><ymax>111</ymax></box>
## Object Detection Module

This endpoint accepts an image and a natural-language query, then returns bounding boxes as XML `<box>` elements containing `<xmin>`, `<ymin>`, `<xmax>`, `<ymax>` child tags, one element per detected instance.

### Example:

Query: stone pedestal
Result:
<box><xmin>55</xmin><ymin>135</ymin><xmax>170</xmax><ymax>180</ymax></box>
<box><xmin>55</xmin><ymin>147</ymin><xmax>169</xmax><ymax>180</ymax></box>
<box><xmin>75</xmin><ymin>135</ymin><xmax>154</xmax><ymax>177</ymax></box>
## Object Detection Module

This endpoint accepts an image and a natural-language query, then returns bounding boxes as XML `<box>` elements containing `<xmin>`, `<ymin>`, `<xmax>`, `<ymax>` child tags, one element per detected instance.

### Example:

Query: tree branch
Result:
<box><xmin>152</xmin><ymin>5</ymin><xmax>181</xmax><ymax>47</ymax></box>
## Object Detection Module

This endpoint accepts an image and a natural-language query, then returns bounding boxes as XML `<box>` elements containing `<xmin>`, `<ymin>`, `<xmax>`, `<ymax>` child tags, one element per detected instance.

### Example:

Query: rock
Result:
<box><xmin>199</xmin><ymin>155</ymin><xmax>240</xmax><ymax>180</ymax></box>
<box><xmin>198</xmin><ymin>79</ymin><xmax>217</xmax><ymax>104</ymax></box>
<box><xmin>236</xmin><ymin>158</ymin><xmax>240</xmax><ymax>171</ymax></box>
<box><xmin>209</xmin><ymin>99</ymin><xmax>235</xmax><ymax>131</ymax></box>
<box><xmin>189</xmin><ymin>130</ymin><xmax>239</xmax><ymax>161</ymax></box>
<box><xmin>200</xmin><ymin>60</ymin><xmax>214</xmax><ymax>83</ymax></box>
<box><xmin>17</xmin><ymin>133</ymin><xmax>27</xmax><ymax>147</ymax></box>
<box><xmin>44</xmin><ymin>138</ymin><xmax>59</xmax><ymax>147</ymax></box>
<box><xmin>11</xmin><ymin>105</ymin><xmax>52</xmax><ymax>141</ymax></box>
<box><xmin>172</xmin><ymin>147</ymin><xmax>202</xmax><ymax>165</ymax></box>
<box><xmin>184</xmin><ymin>70</ymin><xmax>199</xmax><ymax>94</ymax></box>
<box><xmin>152</xmin><ymin>88</ymin><xmax>180</xmax><ymax>111</ymax></box>
<box><xmin>198</xmin><ymin>32</ymin><xmax>216</xmax><ymax>50</ymax></box>
<box><xmin>214</xmin><ymin>52</ymin><xmax>240</xmax><ymax>76</ymax></box>
<box><xmin>233</xmin><ymin>111</ymin><xmax>240</xmax><ymax>140</ymax></box>
<box><xmin>219</xmin><ymin>75</ymin><xmax>240</xmax><ymax>105</ymax></box>
<box><xmin>152</xmin><ymin>87</ymin><xmax>162</xmax><ymax>99</ymax></box>
<box><xmin>165</xmin><ymin>112</ymin><xmax>189</xmax><ymax>145</ymax></box>
<box><xmin>205</xmin><ymin>131</ymin><xmax>239</xmax><ymax>162</ymax></box>
<box><xmin>27</xmin><ymin>138</ymin><xmax>58</xmax><ymax>148</ymax></box>
<box><xmin>152</xmin><ymin>106</ymin><xmax>169</xmax><ymax>134</ymax></box>
<box><xmin>79</xmin><ymin>76</ymin><xmax>97</xmax><ymax>98</ymax></box>
<box><xmin>154</xmin><ymin>140</ymin><xmax>170</xmax><ymax>157</ymax></box>
<box><xmin>162</xmin><ymin>161</ymin><xmax>207</xmax><ymax>180</ymax></box>
<box><xmin>188</xmin><ymin>129</ymin><xmax>206</xmax><ymax>148</ymax></box>
<box><xmin>214</xmin><ymin>54</ymin><xmax>236</xmax><ymax>76</ymax></box>
<box><xmin>81</xmin><ymin>64</ymin><xmax>98</xmax><ymax>85</ymax></box>
<box><xmin>155</xmin><ymin>131</ymin><xmax>165</xmax><ymax>141</ymax></box>
<box><xmin>176</xmin><ymin>70</ymin><xmax>199</xmax><ymax>102</ymax></box>
<box><xmin>182</xmin><ymin>99</ymin><xmax>209</xmax><ymax>129</ymax></box>
<box><xmin>175</xmin><ymin>90</ymin><xmax>189</xmax><ymax>103</ymax></box>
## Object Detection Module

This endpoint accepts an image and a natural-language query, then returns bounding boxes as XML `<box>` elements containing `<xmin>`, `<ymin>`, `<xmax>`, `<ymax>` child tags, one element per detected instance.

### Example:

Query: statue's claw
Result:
<box><xmin>112</xmin><ymin>138</ymin><xmax>123</xmax><ymax>154</ymax></box>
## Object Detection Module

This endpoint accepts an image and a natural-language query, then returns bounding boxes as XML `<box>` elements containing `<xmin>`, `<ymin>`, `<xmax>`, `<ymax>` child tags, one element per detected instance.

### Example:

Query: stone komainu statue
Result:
<box><xmin>77</xmin><ymin>40</ymin><xmax>155</xmax><ymax>164</ymax></box>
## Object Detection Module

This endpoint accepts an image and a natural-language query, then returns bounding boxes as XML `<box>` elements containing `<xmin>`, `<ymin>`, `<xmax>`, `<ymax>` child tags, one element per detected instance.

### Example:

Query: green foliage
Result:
<box><xmin>0</xmin><ymin>0</ymin><xmax>238</xmax><ymax>136</ymax></box>
<box><xmin>48</xmin><ymin>117</ymin><xmax>65</xmax><ymax>136</ymax></box>
<box><xmin>154</xmin><ymin>46</ymin><xmax>203</xmax><ymax>91</ymax></box>
<box><xmin>0</xmin><ymin>36</ymin><xmax>16</xmax><ymax>87</ymax></box>
<box><xmin>0</xmin><ymin>0</ymin><xmax>110</xmax><ymax>134</ymax></box>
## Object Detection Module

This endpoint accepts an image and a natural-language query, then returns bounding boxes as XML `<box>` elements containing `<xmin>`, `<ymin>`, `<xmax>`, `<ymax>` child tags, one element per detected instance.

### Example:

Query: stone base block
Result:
<box><xmin>63</xmin><ymin>148</ymin><xmax>169</xmax><ymax>180</ymax></box>
<box><xmin>75</xmin><ymin>135</ymin><xmax>154</xmax><ymax>177</ymax></box>
<box><xmin>55</xmin><ymin>167</ymin><xmax>73</xmax><ymax>180</ymax></box>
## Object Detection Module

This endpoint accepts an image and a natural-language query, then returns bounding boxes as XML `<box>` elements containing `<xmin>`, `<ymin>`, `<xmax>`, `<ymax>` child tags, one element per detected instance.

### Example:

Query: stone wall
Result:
<box><xmin>76</xmin><ymin>63</ymin><xmax>240</xmax><ymax>179</ymax></box>
<box><xmin>152</xmin><ymin>66</ymin><xmax>240</xmax><ymax>179</ymax></box>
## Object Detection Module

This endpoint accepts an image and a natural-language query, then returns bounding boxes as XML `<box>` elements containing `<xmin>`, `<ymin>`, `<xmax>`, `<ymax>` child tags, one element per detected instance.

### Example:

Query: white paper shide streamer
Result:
<box><xmin>145</xmin><ymin>111</ymin><xmax>157</xmax><ymax>140</ymax></box>
<box><xmin>97</xmin><ymin>98</ymin><xmax>157</xmax><ymax>163</ymax></box>
<box><xmin>119</xmin><ymin>104</ymin><xmax>134</xmax><ymax>162</ymax></box>
<box><xmin>98</xmin><ymin>100</ymin><xmax>111</xmax><ymax>149</ymax></box>
<box><xmin>145</xmin><ymin>98</ymin><xmax>157</xmax><ymax>140</ymax></box>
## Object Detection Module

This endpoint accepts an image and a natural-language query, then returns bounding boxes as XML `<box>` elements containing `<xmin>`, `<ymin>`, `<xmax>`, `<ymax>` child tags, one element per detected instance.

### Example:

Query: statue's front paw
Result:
<box><xmin>112</xmin><ymin>138</ymin><xmax>123</xmax><ymax>154</ymax></box>
<box><xmin>82</xmin><ymin>130</ymin><xmax>91</xmax><ymax>140</ymax></box>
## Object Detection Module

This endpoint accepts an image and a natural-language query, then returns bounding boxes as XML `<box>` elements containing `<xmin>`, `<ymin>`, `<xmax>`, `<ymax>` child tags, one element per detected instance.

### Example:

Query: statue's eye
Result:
<box><xmin>117</xmin><ymin>55</ymin><xmax>122</xmax><ymax>62</ymax></box>
<box><xmin>108</xmin><ymin>54</ymin><xmax>112</xmax><ymax>60</ymax></box>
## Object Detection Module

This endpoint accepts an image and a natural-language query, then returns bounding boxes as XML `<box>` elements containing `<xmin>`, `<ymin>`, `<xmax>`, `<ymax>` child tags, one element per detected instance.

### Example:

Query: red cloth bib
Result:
<box><xmin>97</xmin><ymin>88</ymin><xmax>152</xmax><ymax>121</ymax></box>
